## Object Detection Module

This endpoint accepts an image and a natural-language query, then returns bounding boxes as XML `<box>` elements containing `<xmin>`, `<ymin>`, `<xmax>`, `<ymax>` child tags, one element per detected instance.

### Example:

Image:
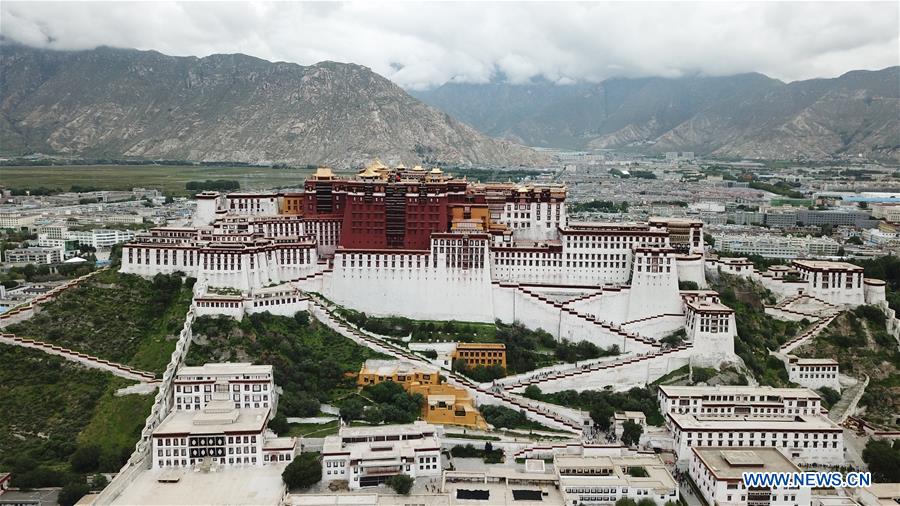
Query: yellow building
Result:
<box><xmin>356</xmin><ymin>359</ymin><xmax>487</xmax><ymax>429</ymax></box>
<box><xmin>356</xmin><ymin>359</ymin><xmax>440</xmax><ymax>388</ymax></box>
<box><xmin>409</xmin><ymin>383</ymin><xmax>488</xmax><ymax>429</ymax></box>
<box><xmin>452</xmin><ymin>342</ymin><xmax>507</xmax><ymax>369</ymax></box>
<box><xmin>279</xmin><ymin>193</ymin><xmax>305</xmax><ymax>215</ymax></box>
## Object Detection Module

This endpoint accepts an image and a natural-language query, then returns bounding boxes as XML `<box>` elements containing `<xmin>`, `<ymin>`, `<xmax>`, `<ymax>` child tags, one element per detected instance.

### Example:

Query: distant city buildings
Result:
<box><xmin>713</xmin><ymin>233</ymin><xmax>841</xmax><ymax>259</ymax></box>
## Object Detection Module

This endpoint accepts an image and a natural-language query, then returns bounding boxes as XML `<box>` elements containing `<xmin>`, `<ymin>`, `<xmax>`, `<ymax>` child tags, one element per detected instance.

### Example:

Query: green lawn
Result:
<box><xmin>286</xmin><ymin>421</ymin><xmax>340</xmax><ymax>438</ymax></box>
<box><xmin>0</xmin><ymin>164</ymin><xmax>353</xmax><ymax>196</ymax></box>
<box><xmin>6</xmin><ymin>269</ymin><xmax>194</xmax><ymax>373</ymax></box>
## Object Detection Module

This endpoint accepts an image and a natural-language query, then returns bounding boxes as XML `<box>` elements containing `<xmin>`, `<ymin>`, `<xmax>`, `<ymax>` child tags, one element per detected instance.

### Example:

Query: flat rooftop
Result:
<box><xmin>684</xmin><ymin>298</ymin><xmax>733</xmax><ymax>313</ymax></box>
<box><xmin>555</xmin><ymin>454</ymin><xmax>676</xmax><ymax>492</ymax></box>
<box><xmin>176</xmin><ymin>362</ymin><xmax>273</xmax><ymax>378</ymax></box>
<box><xmin>153</xmin><ymin>405</ymin><xmax>269</xmax><ymax>436</ymax></box>
<box><xmin>790</xmin><ymin>357</ymin><xmax>839</xmax><ymax>366</ymax></box>
<box><xmin>669</xmin><ymin>413</ymin><xmax>840</xmax><ymax>431</ymax></box>
<box><xmin>361</xmin><ymin>359</ymin><xmax>437</xmax><ymax>376</ymax></box>
<box><xmin>792</xmin><ymin>260</ymin><xmax>864</xmax><ymax>271</ymax></box>
<box><xmin>659</xmin><ymin>385</ymin><xmax>820</xmax><ymax>399</ymax></box>
<box><xmin>692</xmin><ymin>447</ymin><xmax>799</xmax><ymax>481</ymax></box>
<box><xmin>110</xmin><ymin>465</ymin><xmax>286</xmax><ymax>505</ymax></box>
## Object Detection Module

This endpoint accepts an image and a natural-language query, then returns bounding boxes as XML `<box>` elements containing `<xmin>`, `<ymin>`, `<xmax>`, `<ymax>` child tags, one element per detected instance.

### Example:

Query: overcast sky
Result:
<box><xmin>1</xmin><ymin>1</ymin><xmax>898</xmax><ymax>89</ymax></box>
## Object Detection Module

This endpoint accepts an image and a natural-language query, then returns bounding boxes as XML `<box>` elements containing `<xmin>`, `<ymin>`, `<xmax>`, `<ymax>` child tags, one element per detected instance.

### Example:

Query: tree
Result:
<box><xmin>678</xmin><ymin>281</ymin><xmax>699</xmax><ymax>291</ymax></box>
<box><xmin>615</xmin><ymin>499</ymin><xmax>638</xmax><ymax>506</ymax></box>
<box><xmin>91</xmin><ymin>474</ymin><xmax>109</xmax><ymax>491</ymax></box>
<box><xmin>590</xmin><ymin>405</ymin><xmax>614</xmax><ymax>432</ymax></box>
<box><xmin>340</xmin><ymin>398</ymin><xmax>365</xmax><ymax>421</ymax></box>
<box><xmin>524</xmin><ymin>385</ymin><xmax>542</xmax><ymax>400</ymax></box>
<box><xmin>364</xmin><ymin>405</ymin><xmax>385</xmax><ymax>424</ymax></box>
<box><xmin>637</xmin><ymin>499</ymin><xmax>658</xmax><ymax>506</ymax></box>
<box><xmin>70</xmin><ymin>445</ymin><xmax>101</xmax><ymax>473</ymax></box>
<box><xmin>386</xmin><ymin>474</ymin><xmax>414</xmax><ymax>495</ymax></box>
<box><xmin>268</xmin><ymin>414</ymin><xmax>289</xmax><ymax>435</ymax></box>
<box><xmin>621</xmin><ymin>420</ymin><xmax>643</xmax><ymax>447</ymax></box>
<box><xmin>282</xmin><ymin>453</ymin><xmax>322</xmax><ymax>490</ymax></box>
<box><xmin>862</xmin><ymin>439</ymin><xmax>900</xmax><ymax>482</ymax></box>
<box><xmin>58</xmin><ymin>482</ymin><xmax>91</xmax><ymax>506</ymax></box>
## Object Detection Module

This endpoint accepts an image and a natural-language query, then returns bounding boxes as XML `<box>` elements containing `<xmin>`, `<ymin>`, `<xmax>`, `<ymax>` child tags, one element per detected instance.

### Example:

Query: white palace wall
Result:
<box><xmin>326</xmin><ymin>255</ymin><xmax>496</xmax><ymax>322</ymax></box>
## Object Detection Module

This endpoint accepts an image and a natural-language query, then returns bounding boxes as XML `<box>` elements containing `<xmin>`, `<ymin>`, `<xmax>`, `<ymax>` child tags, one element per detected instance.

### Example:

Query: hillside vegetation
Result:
<box><xmin>0</xmin><ymin>343</ymin><xmax>152</xmax><ymax>487</ymax></box>
<box><xmin>796</xmin><ymin>307</ymin><xmax>900</xmax><ymax>429</ymax></box>
<box><xmin>7</xmin><ymin>270</ymin><xmax>194</xmax><ymax>373</ymax></box>
<box><xmin>712</xmin><ymin>274</ymin><xmax>800</xmax><ymax>386</ymax></box>
<box><xmin>188</xmin><ymin>312</ymin><xmax>384</xmax><ymax>416</ymax></box>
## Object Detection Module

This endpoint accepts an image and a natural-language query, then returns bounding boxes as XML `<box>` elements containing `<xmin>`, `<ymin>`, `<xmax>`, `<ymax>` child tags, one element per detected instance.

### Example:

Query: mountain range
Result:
<box><xmin>412</xmin><ymin>68</ymin><xmax>900</xmax><ymax>161</ymax></box>
<box><xmin>2</xmin><ymin>42</ymin><xmax>897</xmax><ymax>165</ymax></box>
<box><xmin>0</xmin><ymin>44</ymin><xmax>548</xmax><ymax>167</ymax></box>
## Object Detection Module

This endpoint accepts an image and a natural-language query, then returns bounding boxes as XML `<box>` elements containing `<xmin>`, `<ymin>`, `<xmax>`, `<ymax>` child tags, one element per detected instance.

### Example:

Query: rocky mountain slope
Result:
<box><xmin>413</xmin><ymin>69</ymin><xmax>900</xmax><ymax>161</ymax></box>
<box><xmin>0</xmin><ymin>44</ymin><xmax>548</xmax><ymax>167</ymax></box>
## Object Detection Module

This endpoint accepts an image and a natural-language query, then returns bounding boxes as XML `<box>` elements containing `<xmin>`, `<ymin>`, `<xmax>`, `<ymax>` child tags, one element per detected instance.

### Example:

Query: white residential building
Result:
<box><xmin>0</xmin><ymin>213</ymin><xmax>39</xmax><ymax>229</ymax></box>
<box><xmin>786</xmin><ymin>356</ymin><xmax>841</xmax><ymax>392</ymax></box>
<box><xmin>321</xmin><ymin>421</ymin><xmax>442</xmax><ymax>489</ymax></box>
<box><xmin>151</xmin><ymin>389</ymin><xmax>296</xmax><ymax>469</ymax></box>
<box><xmin>657</xmin><ymin>385</ymin><xmax>823</xmax><ymax>419</ymax></box>
<box><xmin>4</xmin><ymin>246</ymin><xmax>62</xmax><ymax>265</ymax></box>
<box><xmin>173</xmin><ymin>362</ymin><xmax>276</xmax><ymax>415</ymax></box>
<box><xmin>669</xmin><ymin>413</ymin><xmax>844</xmax><ymax>466</ymax></box>
<box><xmin>713</xmin><ymin>234</ymin><xmax>841</xmax><ymax>259</ymax></box>
<box><xmin>555</xmin><ymin>454</ymin><xmax>679</xmax><ymax>506</ymax></box>
<box><xmin>690</xmin><ymin>447</ymin><xmax>811</xmax><ymax>506</ymax></box>
<box><xmin>67</xmin><ymin>229</ymin><xmax>136</xmax><ymax>249</ymax></box>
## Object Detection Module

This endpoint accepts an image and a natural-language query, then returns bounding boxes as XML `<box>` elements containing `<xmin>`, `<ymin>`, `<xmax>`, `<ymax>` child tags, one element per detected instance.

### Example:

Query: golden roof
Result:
<box><xmin>412</xmin><ymin>165</ymin><xmax>426</xmax><ymax>171</ymax></box>
<box><xmin>368</xmin><ymin>159</ymin><xmax>388</xmax><ymax>170</ymax></box>
<box><xmin>429</xmin><ymin>168</ymin><xmax>443</xmax><ymax>174</ymax></box>
<box><xmin>313</xmin><ymin>166</ymin><xmax>334</xmax><ymax>179</ymax></box>
<box><xmin>359</xmin><ymin>165</ymin><xmax>381</xmax><ymax>178</ymax></box>
<box><xmin>395</xmin><ymin>163</ymin><xmax>407</xmax><ymax>170</ymax></box>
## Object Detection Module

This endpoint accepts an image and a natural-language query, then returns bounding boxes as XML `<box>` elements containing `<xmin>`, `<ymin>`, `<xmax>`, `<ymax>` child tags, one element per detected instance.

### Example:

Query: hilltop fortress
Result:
<box><xmin>120</xmin><ymin>163</ymin><xmax>883</xmax><ymax>371</ymax></box>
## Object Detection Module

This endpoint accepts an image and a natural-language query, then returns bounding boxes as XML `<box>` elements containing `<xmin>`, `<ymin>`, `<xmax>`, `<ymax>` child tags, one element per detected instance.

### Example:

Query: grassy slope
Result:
<box><xmin>0</xmin><ymin>343</ymin><xmax>153</xmax><ymax>480</ymax></box>
<box><xmin>7</xmin><ymin>269</ymin><xmax>193</xmax><ymax>373</ymax></box>
<box><xmin>711</xmin><ymin>274</ymin><xmax>800</xmax><ymax>386</ymax></box>
<box><xmin>796</xmin><ymin>311</ymin><xmax>900</xmax><ymax>429</ymax></box>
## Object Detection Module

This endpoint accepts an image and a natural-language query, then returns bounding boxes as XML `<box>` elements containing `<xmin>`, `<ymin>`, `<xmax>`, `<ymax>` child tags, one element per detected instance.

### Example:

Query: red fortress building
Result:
<box><xmin>300</xmin><ymin>162</ymin><xmax>495</xmax><ymax>251</ymax></box>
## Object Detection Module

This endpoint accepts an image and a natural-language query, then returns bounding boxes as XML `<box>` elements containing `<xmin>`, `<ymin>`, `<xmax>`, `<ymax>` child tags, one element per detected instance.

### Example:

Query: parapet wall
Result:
<box><xmin>94</xmin><ymin>302</ymin><xmax>196</xmax><ymax>505</ymax></box>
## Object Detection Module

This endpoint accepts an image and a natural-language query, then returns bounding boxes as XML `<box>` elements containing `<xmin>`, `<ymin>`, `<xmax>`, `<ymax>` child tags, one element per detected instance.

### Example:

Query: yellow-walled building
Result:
<box><xmin>356</xmin><ymin>359</ymin><xmax>487</xmax><ymax>429</ymax></box>
<box><xmin>451</xmin><ymin>342</ymin><xmax>507</xmax><ymax>369</ymax></box>
<box><xmin>357</xmin><ymin>359</ymin><xmax>440</xmax><ymax>388</ymax></box>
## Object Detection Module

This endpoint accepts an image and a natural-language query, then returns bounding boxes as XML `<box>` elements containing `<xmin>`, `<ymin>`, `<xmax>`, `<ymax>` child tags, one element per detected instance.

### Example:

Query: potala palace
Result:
<box><xmin>120</xmin><ymin>162</ymin><xmax>888</xmax><ymax>381</ymax></box>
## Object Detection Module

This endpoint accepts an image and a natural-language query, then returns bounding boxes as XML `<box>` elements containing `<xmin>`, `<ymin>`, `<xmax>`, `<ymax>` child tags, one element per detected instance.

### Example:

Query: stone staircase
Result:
<box><xmin>0</xmin><ymin>332</ymin><xmax>158</xmax><ymax>383</ymax></box>
<box><xmin>498</xmin><ymin>344</ymin><xmax>693</xmax><ymax>392</ymax></box>
<box><xmin>304</xmin><ymin>293</ymin><xmax>585</xmax><ymax>434</ymax></box>
<box><xmin>778</xmin><ymin>310</ymin><xmax>841</xmax><ymax>354</ymax></box>
<box><xmin>515</xmin><ymin>285</ymin><xmax>660</xmax><ymax>349</ymax></box>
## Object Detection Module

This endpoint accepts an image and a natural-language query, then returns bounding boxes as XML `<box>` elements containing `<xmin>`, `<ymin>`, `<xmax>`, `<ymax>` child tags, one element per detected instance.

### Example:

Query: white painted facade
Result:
<box><xmin>321</xmin><ymin>422</ymin><xmax>442</xmax><ymax>489</ymax></box>
<box><xmin>669</xmin><ymin>413</ymin><xmax>844</xmax><ymax>466</ymax></box>
<box><xmin>786</xmin><ymin>356</ymin><xmax>841</xmax><ymax>392</ymax></box>
<box><xmin>690</xmin><ymin>447</ymin><xmax>811</xmax><ymax>506</ymax></box>
<box><xmin>173</xmin><ymin>362</ymin><xmax>276</xmax><ymax>414</ymax></box>
<box><xmin>657</xmin><ymin>385</ymin><xmax>823</xmax><ymax>420</ymax></box>
<box><xmin>555</xmin><ymin>454</ymin><xmax>679</xmax><ymax>506</ymax></box>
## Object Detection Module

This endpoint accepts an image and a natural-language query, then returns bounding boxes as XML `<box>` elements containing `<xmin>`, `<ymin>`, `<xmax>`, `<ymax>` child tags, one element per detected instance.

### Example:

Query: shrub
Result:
<box><xmin>386</xmin><ymin>474</ymin><xmax>414</xmax><ymax>495</ymax></box>
<box><xmin>70</xmin><ymin>445</ymin><xmax>101</xmax><ymax>473</ymax></box>
<box><xmin>282</xmin><ymin>453</ymin><xmax>322</xmax><ymax>490</ymax></box>
<box><xmin>58</xmin><ymin>482</ymin><xmax>91</xmax><ymax>506</ymax></box>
